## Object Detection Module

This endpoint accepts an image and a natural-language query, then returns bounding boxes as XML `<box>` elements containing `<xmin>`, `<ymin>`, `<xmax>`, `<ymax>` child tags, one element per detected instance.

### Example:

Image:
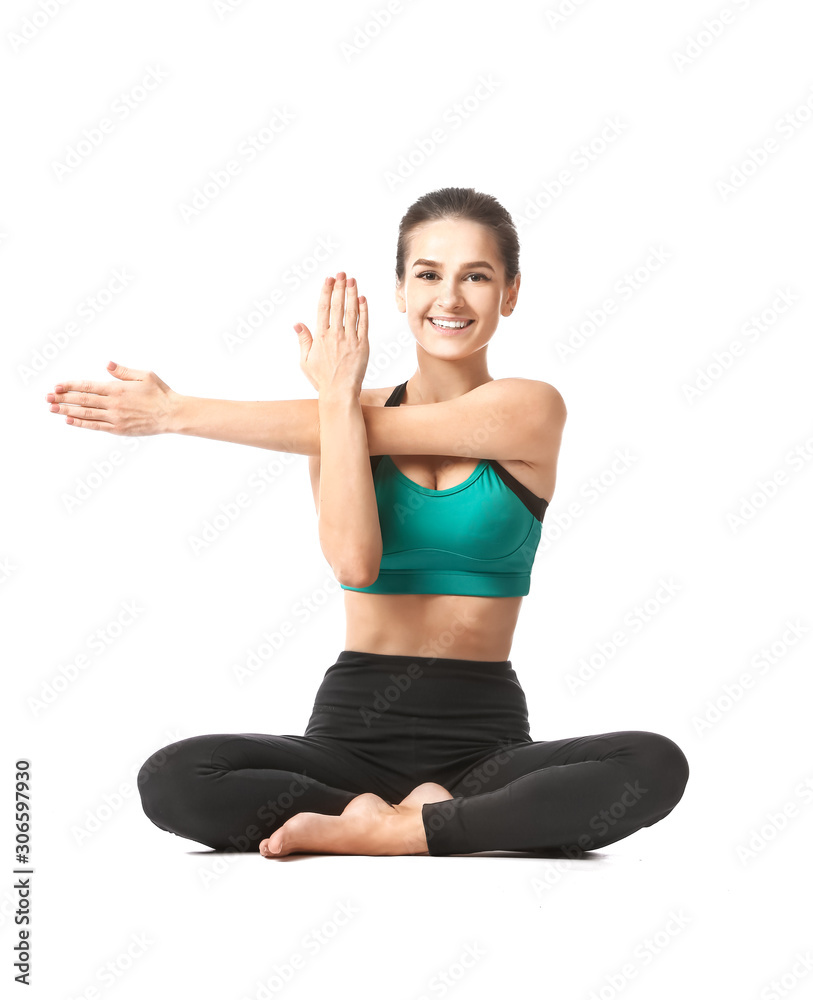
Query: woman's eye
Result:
<box><xmin>415</xmin><ymin>271</ymin><xmax>490</xmax><ymax>281</ymax></box>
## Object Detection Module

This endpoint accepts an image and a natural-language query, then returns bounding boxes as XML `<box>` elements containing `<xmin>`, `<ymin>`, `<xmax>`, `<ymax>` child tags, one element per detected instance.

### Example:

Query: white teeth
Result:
<box><xmin>431</xmin><ymin>318</ymin><xmax>471</xmax><ymax>329</ymax></box>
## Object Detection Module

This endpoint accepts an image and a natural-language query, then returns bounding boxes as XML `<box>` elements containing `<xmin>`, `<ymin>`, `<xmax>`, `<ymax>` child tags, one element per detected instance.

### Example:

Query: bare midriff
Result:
<box><xmin>342</xmin><ymin>590</ymin><xmax>523</xmax><ymax>663</ymax></box>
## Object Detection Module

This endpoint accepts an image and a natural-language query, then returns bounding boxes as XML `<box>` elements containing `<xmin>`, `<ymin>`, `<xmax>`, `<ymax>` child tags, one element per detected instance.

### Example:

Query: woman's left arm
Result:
<box><xmin>317</xmin><ymin>388</ymin><xmax>382</xmax><ymax>587</ymax></box>
<box><xmin>298</xmin><ymin>274</ymin><xmax>382</xmax><ymax>589</ymax></box>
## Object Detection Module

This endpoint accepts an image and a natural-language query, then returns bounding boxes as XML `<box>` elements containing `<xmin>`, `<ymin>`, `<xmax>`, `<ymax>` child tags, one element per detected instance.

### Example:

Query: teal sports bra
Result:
<box><xmin>340</xmin><ymin>380</ymin><xmax>549</xmax><ymax>598</ymax></box>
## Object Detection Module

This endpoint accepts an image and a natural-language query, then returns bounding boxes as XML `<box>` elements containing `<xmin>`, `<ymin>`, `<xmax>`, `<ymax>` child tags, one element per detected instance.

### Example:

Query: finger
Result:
<box><xmin>46</xmin><ymin>379</ymin><xmax>111</xmax><ymax>399</ymax></box>
<box><xmin>358</xmin><ymin>294</ymin><xmax>368</xmax><ymax>341</ymax></box>
<box><xmin>48</xmin><ymin>389</ymin><xmax>110</xmax><ymax>407</ymax></box>
<box><xmin>294</xmin><ymin>322</ymin><xmax>311</xmax><ymax>359</ymax></box>
<box><xmin>316</xmin><ymin>276</ymin><xmax>335</xmax><ymax>335</ymax></box>
<box><xmin>64</xmin><ymin>415</ymin><xmax>116</xmax><ymax>431</ymax></box>
<box><xmin>107</xmin><ymin>361</ymin><xmax>148</xmax><ymax>381</ymax></box>
<box><xmin>329</xmin><ymin>272</ymin><xmax>346</xmax><ymax>333</ymax></box>
<box><xmin>51</xmin><ymin>402</ymin><xmax>111</xmax><ymax>421</ymax></box>
<box><xmin>345</xmin><ymin>277</ymin><xmax>359</xmax><ymax>335</ymax></box>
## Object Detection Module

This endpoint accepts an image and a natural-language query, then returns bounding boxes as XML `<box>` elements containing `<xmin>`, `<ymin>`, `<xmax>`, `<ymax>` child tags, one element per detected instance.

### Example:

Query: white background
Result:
<box><xmin>3</xmin><ymin>0</ymin><xmax>812</xmax><ymax>997</ymax></box>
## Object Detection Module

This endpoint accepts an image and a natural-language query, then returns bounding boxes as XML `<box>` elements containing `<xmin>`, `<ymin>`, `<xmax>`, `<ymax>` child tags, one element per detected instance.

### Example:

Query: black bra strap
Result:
<box><xmin>487</xmin><ymin>460</ymin><xmax>549</xmax><ymax>522</ymax></box>
<box><xmin>386</xmin><ymin>380</ymin><xmax>408</xmax><ymax>406</ymax></box>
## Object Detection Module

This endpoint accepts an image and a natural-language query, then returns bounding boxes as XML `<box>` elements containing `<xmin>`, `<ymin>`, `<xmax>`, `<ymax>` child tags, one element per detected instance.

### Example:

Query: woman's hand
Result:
<box><xmin>294</xmin><ymin>271</ymin><xmax>369</xmax><ymax>395</ymax></box>
<box><xmin>45</xmin><ymin>362</ymin><xmax>179</xmax><ymax>435</ymax></box>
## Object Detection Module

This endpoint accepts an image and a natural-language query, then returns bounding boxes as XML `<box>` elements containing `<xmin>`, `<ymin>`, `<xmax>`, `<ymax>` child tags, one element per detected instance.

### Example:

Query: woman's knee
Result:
<box><xmin>136</xmin><ymin>736</ymin><xmax>206</xmax><ymax>826</ymax></box>
<box><xmin>627</xmin><ymin>730</ymin><xmax>690</xmax><ymax>811</ymax></box>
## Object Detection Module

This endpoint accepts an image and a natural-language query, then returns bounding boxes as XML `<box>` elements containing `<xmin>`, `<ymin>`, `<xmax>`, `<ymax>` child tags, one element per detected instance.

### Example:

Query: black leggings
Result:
<box><xmin>138</xmin><ymin>649</ymin><xmax>690</xmax><ymax>856</ymax></box>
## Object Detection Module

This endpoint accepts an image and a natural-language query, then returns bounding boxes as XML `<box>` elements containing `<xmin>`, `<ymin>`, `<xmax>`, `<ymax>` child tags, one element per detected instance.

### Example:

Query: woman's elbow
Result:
<box><xmin>334</xmin><ymin>551</ymin><xmax>382</xmax><ymax>589</ymax></box>
<box><xmin>339</xmin><ymin>567</ymin><xmax>379</xmax><ymax>589</ymax></box>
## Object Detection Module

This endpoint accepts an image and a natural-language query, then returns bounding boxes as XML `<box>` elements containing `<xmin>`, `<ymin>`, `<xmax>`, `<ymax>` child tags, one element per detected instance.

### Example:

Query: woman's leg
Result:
<box><xmin>420</xmin><ymin>730</ymin><xmax>690</xmax><ymax>856</ymax></box>
<box><xmin>137</xmin><ymin>732</ymin><xmax>379</xmax><ymax>851</ymax></box>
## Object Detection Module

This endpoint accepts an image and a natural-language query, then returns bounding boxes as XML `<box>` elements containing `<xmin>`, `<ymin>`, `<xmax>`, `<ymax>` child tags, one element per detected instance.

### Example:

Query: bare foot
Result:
<box><xmin>258</xmin><ymin>782</ymin><xmax>454</xmax><ymax>859</ymax></box>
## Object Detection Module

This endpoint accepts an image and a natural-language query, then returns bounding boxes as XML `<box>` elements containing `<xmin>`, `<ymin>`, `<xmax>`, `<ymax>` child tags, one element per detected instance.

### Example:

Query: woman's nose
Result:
<box><xmin>435</xmin><ymin>284</ymin><xmax>464</xmax><ymax>307</ymax></box>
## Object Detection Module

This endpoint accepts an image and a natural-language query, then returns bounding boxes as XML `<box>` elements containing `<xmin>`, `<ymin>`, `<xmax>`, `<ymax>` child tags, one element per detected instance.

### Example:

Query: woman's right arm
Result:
<box><xmin>171</xmin><ymin>395</ymin><xmax>320</xmax><ymax>455</ymax></box>
<box><xmin>47</xmin><ymin>361</ymin><xmax>564</xmax><ymax>467</ymax></box>
<box><xmin>46</xmin><ymin>362</ymin><xmax>321</xmax><ymax>455</ymax></box>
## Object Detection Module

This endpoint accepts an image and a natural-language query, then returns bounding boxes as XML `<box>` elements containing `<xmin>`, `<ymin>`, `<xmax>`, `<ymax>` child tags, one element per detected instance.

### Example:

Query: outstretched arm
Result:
<box><xmin>46</xmin><ymin>361</ymin><xmax>564</xmax><ymax>465</ymax></box>
<box><xmin>46</xmin><ymin>361</ymin><xmax>322</xmax><ymax>455</ymax></box>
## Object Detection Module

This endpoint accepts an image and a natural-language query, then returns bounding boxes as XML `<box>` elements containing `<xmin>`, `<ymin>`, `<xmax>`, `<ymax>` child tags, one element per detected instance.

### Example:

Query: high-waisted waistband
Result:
<box><xmin>305</xmin><ymin>649</ymin><xmax>531</xmax><ymax>746</ymax></box>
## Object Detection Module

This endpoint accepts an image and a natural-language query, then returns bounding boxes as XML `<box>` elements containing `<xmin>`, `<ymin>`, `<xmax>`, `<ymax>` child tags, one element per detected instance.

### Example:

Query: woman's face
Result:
<box><xmin>395</xmin><ymin>218</ymin><xmax>519</xmax><ymax>358</ymax></box>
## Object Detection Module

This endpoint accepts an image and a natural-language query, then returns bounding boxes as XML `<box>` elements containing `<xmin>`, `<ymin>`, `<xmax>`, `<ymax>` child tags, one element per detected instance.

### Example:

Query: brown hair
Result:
<box><xmin>395</xmin><ymin>186</ymin><xmax>520</xmax><ymax>286</ymax></box>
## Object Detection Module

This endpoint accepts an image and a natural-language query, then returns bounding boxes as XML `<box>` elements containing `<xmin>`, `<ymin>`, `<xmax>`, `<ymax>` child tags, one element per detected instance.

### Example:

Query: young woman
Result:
<box><xmin>45</xmin><ymin>187</ymin><xmax>689</xmax><ymax>859</ymax></box>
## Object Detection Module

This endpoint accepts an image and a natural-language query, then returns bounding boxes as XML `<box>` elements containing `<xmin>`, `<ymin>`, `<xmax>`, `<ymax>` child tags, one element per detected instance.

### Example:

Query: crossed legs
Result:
<box><xmin>138</xmin><ymin>729</ymin><xmax>689</xmax><ymax>858</ymax></box>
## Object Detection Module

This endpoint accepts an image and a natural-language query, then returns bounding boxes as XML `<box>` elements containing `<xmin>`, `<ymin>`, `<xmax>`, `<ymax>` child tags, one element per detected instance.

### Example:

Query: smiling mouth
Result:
<box><xmin>428</xmin><ymin>318</ymin><xmax>474</xmax><ymax>330</ymax></box>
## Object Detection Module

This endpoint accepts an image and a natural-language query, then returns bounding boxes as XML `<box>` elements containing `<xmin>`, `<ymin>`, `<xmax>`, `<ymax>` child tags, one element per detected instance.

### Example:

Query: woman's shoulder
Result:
<box><xmin>478</xmin><ymin>378</ymin><xmax>567</xmax><ymax>420</ymax></box>
<box><xmin>360</xmin><ymin>378</ymin><xmax>564</xmax><ymax>408</ymax></box>
<box><xmin>504</xmin><ymin>377</ymin><xmax>566</xmax><ymax>408</ymax></box>
<box><xmin>500</xmin><ymin>376</ymin><xmax>562</xmax><ymax>395</ymax></box>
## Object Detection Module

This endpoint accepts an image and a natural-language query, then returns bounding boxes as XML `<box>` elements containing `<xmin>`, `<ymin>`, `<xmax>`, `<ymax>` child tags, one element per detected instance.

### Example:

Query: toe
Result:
<box><xmin>259</xmin><ymin>828</ymin><xmax>287</xmax><ymax>858</ymax></box>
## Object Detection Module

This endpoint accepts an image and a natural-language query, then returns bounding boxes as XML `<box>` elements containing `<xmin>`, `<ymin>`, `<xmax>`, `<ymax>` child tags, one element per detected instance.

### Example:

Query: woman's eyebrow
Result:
<box><xmin>411</xmin><ymin>258</ymin><xmax>496</xmax><ymax>271</ymax></box>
